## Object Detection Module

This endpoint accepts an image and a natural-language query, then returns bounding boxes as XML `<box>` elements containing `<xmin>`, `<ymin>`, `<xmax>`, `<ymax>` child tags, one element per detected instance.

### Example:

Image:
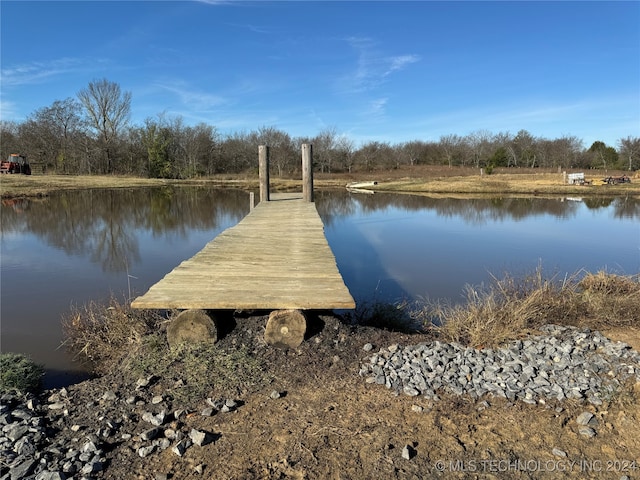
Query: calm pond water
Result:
<box><xmin>1</xmin><ymin>187</ymin><xmax>639</xmax><ymax>387</ymax></box>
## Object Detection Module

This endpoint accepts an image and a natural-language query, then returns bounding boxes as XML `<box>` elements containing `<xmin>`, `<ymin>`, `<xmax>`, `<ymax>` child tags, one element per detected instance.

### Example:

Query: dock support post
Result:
<box><xmin>167</xmin><ymin>309</ymin><xmax>218</xmax><ymax>349</ymax></box>
<box><xmin>265</xmin><ymin>309</ymin><xmax>307</xmax><ymax>348</ymax></box>
<box><xmin>259</xmin><ymin>145</ymin><xmax>270</xmax><ymax>202</ymax></box>
<box><xmin>302</xmin><ymin>143</ymin><xmax>314</xmax><ymax>202</ymax></box>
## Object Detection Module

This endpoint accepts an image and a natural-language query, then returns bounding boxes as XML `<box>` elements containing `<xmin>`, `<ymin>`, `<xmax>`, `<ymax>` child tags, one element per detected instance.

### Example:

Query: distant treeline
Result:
<box><xmin>1</xmin><ymin>79</ymin><xmax>638</xmax><ymax>177</ymax></box>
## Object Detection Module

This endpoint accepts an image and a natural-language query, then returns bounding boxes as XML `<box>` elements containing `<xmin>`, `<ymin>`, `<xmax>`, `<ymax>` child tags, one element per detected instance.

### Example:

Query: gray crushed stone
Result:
<box><xmin>360</xmin><ymin>324</ymin><xmax>640</xmax><ymax>405</ymax></box>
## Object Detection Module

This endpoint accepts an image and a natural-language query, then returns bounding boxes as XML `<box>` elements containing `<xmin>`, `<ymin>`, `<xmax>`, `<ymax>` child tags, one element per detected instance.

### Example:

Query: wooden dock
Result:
<box><xmin>130</xmin><ymin>193</ymin><xmax>355</xmax><ymax>311</ymax></box>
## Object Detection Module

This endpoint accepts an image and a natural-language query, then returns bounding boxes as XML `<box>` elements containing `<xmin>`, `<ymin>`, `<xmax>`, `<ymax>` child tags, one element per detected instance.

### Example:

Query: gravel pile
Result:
<box><xmin>360</xmin><ymin>324</ymin><xmax>640</xmax><ymax>405</ymax></box>
<box><xmin>0</xmin><ymin>376</ymin><xmax>243</xmax><ymax>480</ymax></box>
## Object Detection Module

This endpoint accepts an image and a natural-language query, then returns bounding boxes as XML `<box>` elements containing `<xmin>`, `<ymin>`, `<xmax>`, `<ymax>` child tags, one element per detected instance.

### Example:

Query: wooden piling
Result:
<box><xmin>302</xmin><ymin>143</ymin><xmax>313</xmax><ymax>202</ymax></box>
<box><xmin>259</xmin><ymin>145</ymin><xmax>270</xmax><ymax>202</ymax></box>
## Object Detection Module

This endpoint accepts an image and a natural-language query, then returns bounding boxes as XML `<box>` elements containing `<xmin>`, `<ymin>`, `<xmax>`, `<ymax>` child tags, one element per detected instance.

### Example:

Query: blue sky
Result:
<box><xmin>1</xmin><ymin>1</ymin><xmax>638</xmax><ymax>148</ymax></box>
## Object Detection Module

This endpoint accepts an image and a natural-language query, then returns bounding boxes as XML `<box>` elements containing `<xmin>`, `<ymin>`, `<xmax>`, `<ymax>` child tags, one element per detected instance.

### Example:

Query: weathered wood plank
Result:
<box><xmin>131</xmin><ymin>195</ymin><xmax>355</xmax><ymax>310</ymax></box>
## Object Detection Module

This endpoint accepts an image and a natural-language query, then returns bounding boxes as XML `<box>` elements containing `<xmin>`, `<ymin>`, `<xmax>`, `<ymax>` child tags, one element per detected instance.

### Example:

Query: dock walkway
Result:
<box><xmin>131</xmin><ymin>193</ymin><xmax>355</xmax><ymax>311</ymax></box>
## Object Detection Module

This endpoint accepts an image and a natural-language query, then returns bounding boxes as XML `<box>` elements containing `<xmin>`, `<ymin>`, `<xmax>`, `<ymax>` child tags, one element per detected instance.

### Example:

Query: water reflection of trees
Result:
<box><xmin>585</xmin><ymin>195</ymin><xmax>640</xmax><ymax>219</ymax></box>
<box><xmin>3</xmin><ymin>188</ymin><xmax>638</xmax><ymax>272</ymax></box>
<box><xmin>1</xmin><ymin>187</ymin><xmax>249</xmax><ymax>272</ymax></box>
<box><xmin>315</xmin><ymin>191</ymin><xmax>640</xmax><ymax>226</ymax></box>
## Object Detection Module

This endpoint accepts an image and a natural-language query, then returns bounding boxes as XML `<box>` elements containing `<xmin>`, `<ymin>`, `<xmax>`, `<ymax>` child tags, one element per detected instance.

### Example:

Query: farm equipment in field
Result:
<box><xmin>601</xmin><ymin>175</ymin><xmax>631</xmax><ymax>185</ymax></box>
<box><xmin>0</xmin><ymin>154</ymin><xmax>31</xmax><ymax>175</ymax></box>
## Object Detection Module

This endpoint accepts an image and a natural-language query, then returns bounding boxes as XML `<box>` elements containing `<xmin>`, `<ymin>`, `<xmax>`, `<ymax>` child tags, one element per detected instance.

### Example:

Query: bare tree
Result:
<box><xmin>252</xmin><ymin>126</ymin><xmax>295</xmax><ymax>177</ymax></box>
<box><xmin>544</xmin><ymin>135</ymin><xmax>583</xmax><ymax>169</ymax></box>
<box><xmin>335</xmin><ymin>135</ymin><xmax>355</xmax><ymax>173</ymax></box>
<box><xmin>398</xmin><ymin>140</ymin><xmax>427</xmax><ymax>167</ymax></box>
<box><xmin>312</xmin><ymin>127</ymin><xmax>339</xmax><ymax>173</ymax></box>
<box><xmin>18</xmin><ymin>119</ymin><xmax>58</xmax><ymax>171</ymax></box>
<box><xmin>467</xmin><ymin>130</ymin><xmax>494</xmax><ymax>168</ymax></box>
<box><xmin>182</xmin><ymin>123</ymin><xmax>221</xmax><ymax>176</ymax></box>
<box><xmin>508</xmin><ymin>130</ymin><xmax>536</xmax><ymax>167</ymax></box>
<box><xmin>0</xmin><ymin>121</ymin><xmax>21</xmax><ymax>160</ymax></box>
<box><xmin>439</xmin><ymin>134</ymin><xmax>464</xmax><ymax>167</ymax></box>
<box><xmin>618</xmin><ymin>136</ymin><xmax>640</xmax><ymax>171</ymax></box>
<box><xmin>24</xmin><ymin>98</ymin><xmax>85</xmax><ymax>173</ymax></box>
<box><xmin>220</xmin><ymin>131</ymin><xmax>254</xmax><ymax>173</ymax></box>
<box><xmin>354</xmin><ymin>141</ymin><xmax>392</xmax><ymax>171</ymax></box>
<box><xmin>533</xmin><ymin>139</ymin><xmax>553</xmax><ymax>169</ymax></box>
<box><xmin>77</xmin><ymin>79</ymin><xmax>131</xmax><ymax>173</ymax></box>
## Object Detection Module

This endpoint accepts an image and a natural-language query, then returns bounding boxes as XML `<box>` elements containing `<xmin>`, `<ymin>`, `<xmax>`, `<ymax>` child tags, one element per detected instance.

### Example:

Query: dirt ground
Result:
<box><xmin>59</xmin><ymin>314</ymin><xmax>640</xmax><ymax>480</ymax></box>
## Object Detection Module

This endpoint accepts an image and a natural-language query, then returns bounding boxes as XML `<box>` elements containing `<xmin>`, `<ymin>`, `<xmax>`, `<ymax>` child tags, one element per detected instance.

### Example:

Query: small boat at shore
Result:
<box><xmin>346</xmin><ymin>181</ymin><xmax>377</xmax><ymax>194</ymax></box>
<box><xmin>346</xmin><ymin>181</ymin><xmax>378</xmax><ymax>189</ymax></box>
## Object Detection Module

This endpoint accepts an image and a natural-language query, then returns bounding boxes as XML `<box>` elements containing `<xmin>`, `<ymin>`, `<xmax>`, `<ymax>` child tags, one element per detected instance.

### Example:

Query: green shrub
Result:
<box><xmin>0</xmin><ymin>353</ymin><xmax>44</xmax><ymax>394</ymax></box>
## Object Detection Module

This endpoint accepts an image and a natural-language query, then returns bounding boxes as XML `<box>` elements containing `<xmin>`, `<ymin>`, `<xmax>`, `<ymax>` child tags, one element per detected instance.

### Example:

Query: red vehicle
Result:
<box><xmin>0</xmin><ymin>154</ymin><xmax>31</xmax><ymax>175</ymax></box>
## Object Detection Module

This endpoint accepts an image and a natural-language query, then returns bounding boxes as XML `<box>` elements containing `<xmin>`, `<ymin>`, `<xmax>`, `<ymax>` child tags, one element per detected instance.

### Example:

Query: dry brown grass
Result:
<box><xmin>0</xmin><ymin>174</ymin><xmax>173</xmax><ymax>198</ymax></box>
<box><xmin>61</xmin><ymin>295</ymin><xmax>165</xmax><ymax>374</ymax></box>
<box><xmin>62</xmin><ymin>298</ymin><xmax>269</xmax><ymax>403</ymax></box>
<box><xmin>373</xmin><ymin>170</ymin><xmax>640</xmax><ymax>196</ymax></box>
<box><xmin>578</xmin><ymin>271</ymin><xmax>640</xmax><ymax>328</ymax></box>
<box><xmin>417</xmin><ymin>270</ymin><xmax>640</xmax><ymax>348</ymax></box>
<box><xmin>3</xmin><ymin>166</ymin><xmax>639</xmax><ymax>198</ymax></box>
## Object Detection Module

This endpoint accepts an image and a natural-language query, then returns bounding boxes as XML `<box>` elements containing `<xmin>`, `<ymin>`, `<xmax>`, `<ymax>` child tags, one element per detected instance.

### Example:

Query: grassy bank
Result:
<box><xmin>62</xmin><ymin>271</ymin><xmax>640</xmax><ymax>401</ymax></box>
<box><xmin>1</xmin><ymin>166</ymin><xmax>639</xmax><ymax>198</ymax></box>
<box><xmin>362</xmin><ymin>166</ymin><xmax>640</xmax><ymax>196</ymax></box>
<box><xmin>61</xmin><ymin>297</ymin><xmax>271</xmax><ymax>403</ymax></box>
<box><xmin>417</xmin><ymin>269</ymin><xmax>640</xmax><ymax>348</ymax></box>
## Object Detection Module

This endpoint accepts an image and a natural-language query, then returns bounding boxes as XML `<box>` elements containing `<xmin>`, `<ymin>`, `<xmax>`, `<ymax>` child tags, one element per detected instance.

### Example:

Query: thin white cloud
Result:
<box><xmin>392</xmin><ymin>93</ymin><xmax>639</xmax><ymax>147</ymax></box>
<box><xmin>339</xmin><ymin>36</ymin><xmax>420</xmax><ymax>94</ymax></box>
<box><xmin>155</xmin><ymin>81</ymin><xmax>227</xmax><ymax>110</ymax></box>
<box><xmin>366</xmin><ymin>98</ymin><xmax>388</xmax><ymax>118</ymax></box>
<box><xmin>384</xmin><ymin>54</ymin><xmax>420</xmax><ymax>77</ymax></box>
<box><xmin>337</xmin><ymin>37</ymin><xmax>420</xmax><ymax>93</ymax></box>
<box><xmin>194</xmin><ymin>0</ymin><xmax>236</xmax><ymax>5</ymax></box>
<box><xmin>227</xmin><ymin>22</ymin><xmax>274</xmax><ymax>34</ymax></box>
<box><xmin>498</xmin><ymin>103</ymin><xmax>588</xmax><ymax>124</ymax></box>
<box><xmin>0</xmin><ymin>58</ymin><xmax>85</xmax><ymax>87</ymax></box>
<box><xmin>460</xmin><ymin>95</ymin><xmax>638</xmax><ymax>134</ymax></box>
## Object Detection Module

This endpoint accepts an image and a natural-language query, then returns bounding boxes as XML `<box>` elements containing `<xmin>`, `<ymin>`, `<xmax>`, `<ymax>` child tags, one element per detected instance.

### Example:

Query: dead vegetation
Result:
<box><xmin>2</xmin><ymin>166</ymin><xmax>639</xmax><ymax>199</ymax></box>
<box><xmin>61</xmin><ymin>295</ymin><xmax>165</xmax><ymax>374</ymax></box>
<box><xmin>126</xmin><ymin>334</ymin><xmax>269</xmax><ymax>404</ymax></box>
<box><xmin>417</xmin><ymin>269</ymin><xmax>640</xmax><ymax>348</ymax></box>
<box><xmin>63</xmin><ymin>271</ymin><xmax>640</xmax><ymax>385</ymax></box>
<box><xmin>62</xmin><ymin>299</ymin><xmax>269</xmax><ymax>405</ymax></box>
